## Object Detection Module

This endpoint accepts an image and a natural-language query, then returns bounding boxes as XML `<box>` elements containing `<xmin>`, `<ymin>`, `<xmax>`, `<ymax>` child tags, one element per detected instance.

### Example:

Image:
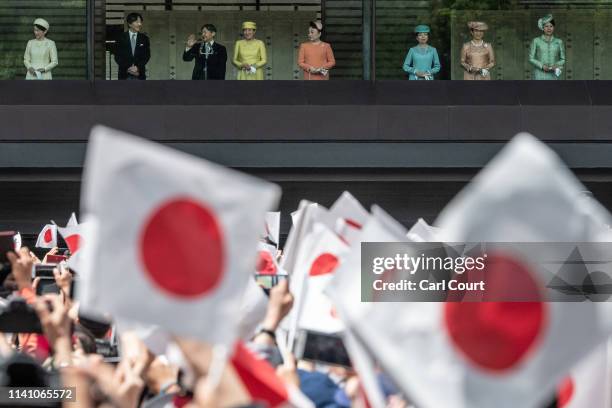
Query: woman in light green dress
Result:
<box><xmin>529</xmin><ymin>14</ymin><xmax>565</xmax><ymax>80</ymax></box>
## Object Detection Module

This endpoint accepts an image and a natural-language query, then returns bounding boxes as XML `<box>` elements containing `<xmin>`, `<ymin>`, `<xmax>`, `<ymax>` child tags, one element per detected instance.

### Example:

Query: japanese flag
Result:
<box><xmin>57</xmin><ymin>223</ymin><xmax>85</xmax><ymax>256</ymax></box>
<box><xmin>79</xmin><ymin>126</ymin><xmax>280</xmax><ymax>344</ymax></box>
<box><xmin>329</xmin><ymin>191</ymin><xmax>369</xmax><ymax>245</ymax></box>
<box><xmin>35</xmin><ymin>224</ymin><xmax>57</xmax><ymax>248</ymax></box>
<box><xmin>231</xmin><ymin>342</ymin><xmax>313</xmax><ymax>408</ymax></box>
<box><xmin>294</xmin><ymin>223</ymin><xmax>349</xmax><ymax>334</ymax></box>
<box><xmin>337</xmin><ymin>133</ymin><xmax>612</xmax><ymax>408</ymax></box>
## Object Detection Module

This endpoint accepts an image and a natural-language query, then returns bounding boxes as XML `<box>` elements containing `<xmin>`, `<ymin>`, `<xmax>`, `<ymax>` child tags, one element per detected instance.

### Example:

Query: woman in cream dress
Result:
<box><xmin>24</xmin><ymin>18</ymin><xmax>58</xmax><ymax>80</ymax></box>
<box><xmin>232</xmin><ymin>21</ymin><xmax>267</xmax><ymax>80</ymax></box>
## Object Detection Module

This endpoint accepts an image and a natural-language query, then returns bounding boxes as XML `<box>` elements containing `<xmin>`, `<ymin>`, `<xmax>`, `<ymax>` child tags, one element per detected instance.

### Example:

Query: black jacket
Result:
<box><xmin>114</xmin><ymin>32</ymin><xmax>151</xmax><ymax>80</ymax></box>
<box><xmin>182</xmin><ymin>41</ymin><xmax>227</xmax><ymax>80</ymax></box>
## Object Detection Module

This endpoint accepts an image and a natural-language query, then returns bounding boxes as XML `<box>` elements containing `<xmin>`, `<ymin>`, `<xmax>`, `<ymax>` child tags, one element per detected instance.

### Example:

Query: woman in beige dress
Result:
<box><xmin>24</xmin><ymin>18</ymin><xmax>58</xmax><ymax>80</ymax></box>
<box><xmin>460</xmin><ymin>21</ymin><xmax>494</xmax><ymax>80</ymax></box>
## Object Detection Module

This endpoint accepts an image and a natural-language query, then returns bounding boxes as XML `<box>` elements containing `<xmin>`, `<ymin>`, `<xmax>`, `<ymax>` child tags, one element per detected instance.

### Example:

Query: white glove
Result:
<box><xmin>249</xmin><ymin>66</ymin><xmax>257</xmax><ymax>74</ymax></box>
<box><xmin>554</xmin><ymin>67</ymin><xmax>562</xmax><ymax>77</ymax></box>
<box><xmin>480</xmin><ymin>68</ymin><xmax>489</xmax><ymax>77</ymax></box>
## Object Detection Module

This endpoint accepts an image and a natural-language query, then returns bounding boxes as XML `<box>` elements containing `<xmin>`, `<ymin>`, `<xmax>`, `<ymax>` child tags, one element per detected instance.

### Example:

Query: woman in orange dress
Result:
<box><xmin>298</xmin><ymin>21</ymin><xmax>335</xmax><ymax>80</ymax></box>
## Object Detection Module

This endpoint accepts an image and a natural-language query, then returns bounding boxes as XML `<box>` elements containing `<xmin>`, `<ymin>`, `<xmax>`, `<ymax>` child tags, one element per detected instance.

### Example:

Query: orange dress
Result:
<box><xmin>298</xmin><ymin>41</ymin><xmax>335</xmax><ymax>80</ymax></box>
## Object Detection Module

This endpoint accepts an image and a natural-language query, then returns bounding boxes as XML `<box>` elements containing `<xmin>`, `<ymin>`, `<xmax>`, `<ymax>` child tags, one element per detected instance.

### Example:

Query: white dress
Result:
<box><xmin>24</xmin><ymin>38</ymin><xmax>58</xmax><ymax>80</ymax></box>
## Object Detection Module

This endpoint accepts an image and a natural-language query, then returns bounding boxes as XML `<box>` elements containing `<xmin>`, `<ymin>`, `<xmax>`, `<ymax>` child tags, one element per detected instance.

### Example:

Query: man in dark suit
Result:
<box><xmin>182</xmin><ymin>24</ymin><xmax>227</xmax><ymax>80</ymax></box>
<box><xmin>114</xmin><ymin>13</ymin><xmax>151</xmax><ymax>80</ymax></box>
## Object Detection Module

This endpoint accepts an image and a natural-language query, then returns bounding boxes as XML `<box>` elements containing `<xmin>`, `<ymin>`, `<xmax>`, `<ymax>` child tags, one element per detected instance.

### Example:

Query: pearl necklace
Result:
<box><xmin>470</xmin><ymin>40</ymin><xmax>484</xmax><ymax>47</ymax></box>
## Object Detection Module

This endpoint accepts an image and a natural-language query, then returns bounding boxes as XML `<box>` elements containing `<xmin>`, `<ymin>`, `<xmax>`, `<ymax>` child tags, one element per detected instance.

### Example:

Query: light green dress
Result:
<box><xmin>529</xmin><ymin>35</ymin><xmax>565</xmax><ymax>80</ymax></box>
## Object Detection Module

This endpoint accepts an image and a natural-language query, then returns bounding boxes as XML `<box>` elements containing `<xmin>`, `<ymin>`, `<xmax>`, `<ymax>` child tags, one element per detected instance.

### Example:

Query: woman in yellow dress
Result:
<box><xmin>232</xmin><ymin>21</ymin><xmax>267</xmax><ymax>80</ymax></box>
<box><xmin>24</xmin><ymin>18</ymin><xmax>58</xmax><ymax>80</ymax></box>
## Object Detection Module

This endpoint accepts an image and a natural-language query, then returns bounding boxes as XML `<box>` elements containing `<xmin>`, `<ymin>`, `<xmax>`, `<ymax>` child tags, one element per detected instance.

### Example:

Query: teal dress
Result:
<box><xmin>402</xmin><ymin>45</ymin><xmax>441</xmax><ymax>80</ymax></box>
<box><xmin>529</xmin><ymin>35</ymin><xmax>565</xmax><ymax>80</ymax></box>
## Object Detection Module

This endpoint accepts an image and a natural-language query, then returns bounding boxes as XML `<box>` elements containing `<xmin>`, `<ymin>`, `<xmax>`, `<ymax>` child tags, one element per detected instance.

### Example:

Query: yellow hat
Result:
<box><xmin>242</xmin><ymin>21</ymin><xmax>257</xmax><ymax>30</ymax></box>
<box><xmin>33</xmin><ymin>18</ymin><xmax>50</xmax><ymax>31</ymax></box>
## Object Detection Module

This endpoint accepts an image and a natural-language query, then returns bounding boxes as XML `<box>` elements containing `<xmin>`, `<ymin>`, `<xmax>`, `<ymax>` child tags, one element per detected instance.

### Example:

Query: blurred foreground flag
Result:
<box><xmin>555</xmin><ymin>345</ymin><xmax>609</xmax><ymax>408</ymax></box>
<box><xmin>231</xmin><ymin>342</ymin><xmax>313</xmax><ymax>408</ymax></box>
<box><xmin>35</xmin><ymin>224</ymin><xmax>57</xmax><ymax>248</ymax></box>
<box><xmin>335</xmin><ymin>134</ymin><xmax>612</xmax><ymax>408</ymax></box>
<box><xmin>78</xmin><ymin>126</ymin><xmax>281</xmax><ymax>344</ymax></box>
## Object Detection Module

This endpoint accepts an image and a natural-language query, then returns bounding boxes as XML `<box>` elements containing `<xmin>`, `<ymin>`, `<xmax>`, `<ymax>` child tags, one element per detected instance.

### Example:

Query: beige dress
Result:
<box><xmin>460</xmin><ymin>41</ymin><xmax>495</xmax><ymax>80</ymax></box>
<box><xmin>24</xmin><ymin>38</ymin><xmax>58</xmax><ymax>80</ymax></box>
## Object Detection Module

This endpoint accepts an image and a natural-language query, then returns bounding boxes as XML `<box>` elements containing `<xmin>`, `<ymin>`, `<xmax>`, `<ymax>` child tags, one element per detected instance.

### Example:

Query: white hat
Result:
<box><xmin>33</xmin><ymin>18</ymin><xmax>49</xmax><ymax>31</ymax></box>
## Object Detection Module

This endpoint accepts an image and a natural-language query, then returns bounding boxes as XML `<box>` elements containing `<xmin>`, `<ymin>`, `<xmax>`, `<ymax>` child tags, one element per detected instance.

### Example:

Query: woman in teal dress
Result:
<box><xmin>529</xmin><ymin>14</ymin><xmax>565</xmax><ymax>80</ymax></box>
<box><xmin>402</xmin><ymin>25</ymin><xmax>441</xmax><ymax>80</ymax></box>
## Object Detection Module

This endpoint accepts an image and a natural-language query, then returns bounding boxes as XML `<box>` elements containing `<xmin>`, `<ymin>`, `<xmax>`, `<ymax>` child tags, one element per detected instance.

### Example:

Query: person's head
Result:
<box><xmin>242</xmin><ymin>21</ymin><xmax>257</xmax><ymax>40</ymax></box>
<box><xmin>414</xmin><ymin>25</ymin><xmax>430</xmax><ymax>45</ymax></box>
<box><xmin>468</xmin><ymin>21</ymin><xmax>488</xmax><ymax>40</ymax></box>
<box><xmin>126</xmin><ymin>12</ymin><xmax>143</xmax><ymax>33</ymax></box>
<box><xmin>538</xmin><ymin>14</ymin><xmax>555</xmax><ymax>36</ymax></box>
<box><xmin>308</xmin><ymin>21</ymin><xmax>323</xmax><ymax>42</ymax></box>
<box><xmin>201</xmin><ymin>24</ymin><xmax>217</xmax><ymax>42</ymax></box>
<box><xmin>543</xmin><ymin>20</ymin><xmax>555</xmax><ymax>35</ymax></box>
<box><xmin>33</xmin><ymin>18</ymin><xmax>49</xmax><ymax>40</ymax></box>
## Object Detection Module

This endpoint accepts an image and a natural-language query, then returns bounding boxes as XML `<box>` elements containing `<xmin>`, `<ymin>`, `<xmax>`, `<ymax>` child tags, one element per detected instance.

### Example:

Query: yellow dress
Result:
<box><xmin>232</xmin><ymin>39</ymin><xmax>267</xmax><ymax>80</ymax></box>
<box><xmin>24</xmin><ymin>38</ymin><xmax>58</xmax><ymax>80</ymax></box>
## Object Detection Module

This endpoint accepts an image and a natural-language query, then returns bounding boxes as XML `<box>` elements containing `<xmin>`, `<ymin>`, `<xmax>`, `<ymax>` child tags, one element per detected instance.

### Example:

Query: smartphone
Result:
<box><xmin>46</xmin><ymin>254</ymin><xmax>67</xmax><ymax>264</ymax></box>
<box><xmin>34</xmin><ymin>264</ymin><xmax>75</xmax><ymax>296</ymax></box>
<box><xmin>254</xmin><ymin>274</ymin><xmax>288</xmax><ymax>290</ymax></box>
<box><xmin>293</xmin><ymin>329</ymin><xmax>352</xmax><ymax>368</ymax></box>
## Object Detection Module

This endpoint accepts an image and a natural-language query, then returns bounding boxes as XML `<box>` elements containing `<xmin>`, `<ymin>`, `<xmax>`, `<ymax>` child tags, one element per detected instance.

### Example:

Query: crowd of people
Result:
<box><xmin>0</xmin><ymin>224</ymin><xmax>406</xmax><ymax>408</ymax></box>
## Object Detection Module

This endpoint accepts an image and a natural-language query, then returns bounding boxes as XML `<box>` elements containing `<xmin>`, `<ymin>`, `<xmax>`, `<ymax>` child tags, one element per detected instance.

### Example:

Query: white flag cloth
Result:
<box><xmin>35</xmin><ymin>224</ymin><xmax>57</xmax><ymax>248</ymax></box>
<box><xmin>57</xmin><ymin>223</ymin><xmax>84</xmax><ymax>255</ymax></box>
<box><xmin>336</xmin><ymin>133</ymin><xmax>612</xmax><ymax>408</ymax></box>
<box><xmin>555</xmin><ymin>345</ymin><xmax>610</xmax><ymax>408</ymax></box>
<box><xmin>263</xmin><ymin>212</ymin><xmax>281</xmax><ymax>248</ymax></box>
<box><xmin>294</xmin><ymin>223</ymin><xmax>349</xmax><ymax>334</ymax></box>
<box><xmin>406</xmin><ymin>218</ymin><xmax>441</xmax><ymax>242</ymax></box>
<box><xmin>66</xmin><ymin>212</ymin><xmax>78</xmax><ymax>227</ymax></box>
<box><xmin>78</xmin><ymin>126</ymin><xmax>280</xmax><ymax>344</ymax></box>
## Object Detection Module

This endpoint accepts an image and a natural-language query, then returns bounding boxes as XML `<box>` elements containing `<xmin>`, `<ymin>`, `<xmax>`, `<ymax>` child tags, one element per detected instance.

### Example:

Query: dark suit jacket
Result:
<box><xmin>182</xmin><ymin>41</ymin><xmax>227</xmax><ymax>80</ymax></box>
<box><xmin>114</xmin><ymin>31</ymin><xmax>151</xmax><ymax>80</ymax></box>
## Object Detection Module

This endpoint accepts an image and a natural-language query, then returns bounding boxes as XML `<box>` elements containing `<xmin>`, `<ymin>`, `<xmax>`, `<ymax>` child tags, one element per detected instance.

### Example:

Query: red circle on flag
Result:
<box><xmin>140</xmin><ymin>198</ymin><xmax>224</xmax><ymax>298</ymax></box>
<box><xmin>557</xmin><ymin>376</ymin><xmax>574</xmax><ymax>407</ymax></box>
<box><xmin>65</xmin><ymin>235</ymin><xmax>82</xmax><ymax>254</ymax></box>
<box><xmin>309</xmin><ymin>253</ymin><xmax>339</xmax><ymax>277</ymax></box>
<box><xmin>43</xmin><ymin>229</ymin><xmax>52</xmax><ymax>243</ymax></box>
<box><xmin>256</xmin><ymin>250</ymin><xmax>277</xmax><ymax>275</ymax></box>
<box><xmin>443</xmin><ymin>253</ymin><xmax>547</xmax><ymax>372</ymax></box>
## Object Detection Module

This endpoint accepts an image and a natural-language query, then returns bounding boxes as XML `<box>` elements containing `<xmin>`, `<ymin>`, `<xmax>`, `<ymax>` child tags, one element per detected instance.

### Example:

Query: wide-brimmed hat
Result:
<box><xmin>33</xmin><ymin>18</ymin><xmax>49</xmax><ymax>31</ymax></box>
<box><xmin>242</xmin><ymin>21</ymin><xmax>257</xmax><ymax>30</ymax></box>
<box><xmin>468</xmin><ymin>21</ymin><xmax>488</xmax><ymax>31</ymax></box>
<box><xmin>414</xmin><ymin>24</ymin><xmax>430</xmax><ymax>34</ymax></box>
<box><xmin>538</xmin><ymin>14</ymin><xmax>554</xmax><ymax>31</ymax></box>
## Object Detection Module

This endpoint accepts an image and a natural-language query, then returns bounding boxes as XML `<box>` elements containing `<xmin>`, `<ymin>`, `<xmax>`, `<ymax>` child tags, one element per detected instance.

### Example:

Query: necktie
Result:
<box><xmin>205</xmin><ymin>43</ymin><xmax>212</xmax><ymax>59</ymax></box>
<box><xmin>130</xmin><ymin>33</ymin><xmax>136</xmax><ymax>55</ymax></box>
